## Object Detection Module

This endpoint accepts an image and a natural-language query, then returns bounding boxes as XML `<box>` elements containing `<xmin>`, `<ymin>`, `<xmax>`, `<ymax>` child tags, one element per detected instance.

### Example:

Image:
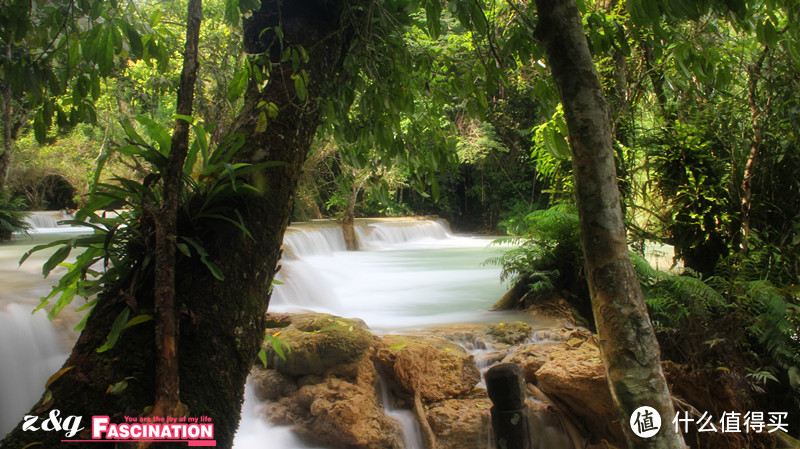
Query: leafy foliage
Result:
<box><xmin>20</xmin><ymin>117</ymin><xmax>266</xmax><ymax>351</ymax></box>
<box><xmin>486</xmin><ymin>204</ymin><xmax>583</xmax><ymax>299</ymax></box>
<box><xmin>0</xmin><ymin>194</ymin><xmax>31</xmax><ymax>240</ymax></box>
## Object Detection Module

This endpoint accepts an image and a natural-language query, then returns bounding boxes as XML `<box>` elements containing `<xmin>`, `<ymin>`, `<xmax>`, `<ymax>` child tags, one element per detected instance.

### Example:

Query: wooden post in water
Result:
<box><xmin>486</xmin><ymin>363</ymin><xmax>532</xmax><ymax>449</ymax></box>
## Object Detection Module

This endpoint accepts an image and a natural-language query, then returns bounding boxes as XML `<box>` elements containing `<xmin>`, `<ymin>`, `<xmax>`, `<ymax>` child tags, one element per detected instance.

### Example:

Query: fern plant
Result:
<box><xmin>20</xmin><ymin>117</ymin><xmax>268</xmax><ymax>351</ymax></box>
<box><xmin>492</xmin><ymin>204</ymin><xmax>799</xmax><ymax>380</ymax></box>
<box><xmin>486</xmin><ymin>204</ymin><xmax>583</xmax><ymax>297</ymax></box>
<box><xmin>0</xmin><ymin>194</ymin><xmax>31</xmax><ymax>241</ymax></box>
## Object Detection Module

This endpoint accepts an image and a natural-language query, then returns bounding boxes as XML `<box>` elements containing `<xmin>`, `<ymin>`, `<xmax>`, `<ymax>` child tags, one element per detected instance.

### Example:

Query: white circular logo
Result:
<box><xmin>630</xmin><ymin>406</ymin><xmax>661</xmax><ymax>438</ymax></box>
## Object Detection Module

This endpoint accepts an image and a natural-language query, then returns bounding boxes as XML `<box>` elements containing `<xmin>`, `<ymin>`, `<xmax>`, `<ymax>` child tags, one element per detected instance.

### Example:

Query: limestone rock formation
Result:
<box><xmin>262</xmin><ymin>313</ymin><xmax>375</xmax><ymax>376</ymax></box>
<box><xmin>374</xmin><ymin>335</ymin><xmax>481</xmax><ymax>403</ymax></box>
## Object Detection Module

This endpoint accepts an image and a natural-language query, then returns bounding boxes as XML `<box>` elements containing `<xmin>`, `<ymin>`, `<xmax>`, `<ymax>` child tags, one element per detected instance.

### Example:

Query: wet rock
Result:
<box><xmin>249</xmin><ymin>365</ymin><xmax>297</xmax><ymax>402</ymax></box>
<box><xmin>474</xmin><ymin>349</ymin><xmax>509</xmax><ymax>369</ymax></box>
<box><xmin>374</xmin><ymin>335</ymin><xmax>481</xmax><ymax>403</ymax></box>
<box><xmin>484</xmin><ymin>321</ymin><xmax>533</xmax><ymax>345</ymax></box>
<box><xmin>263</xmin><ymin>355</ymin><xmax>404</xmax><ymax>449</ymax></box>
<box><xmin>531</xmin><ymin>337</ymin><xmax>625</xmax><ymax>445</ymax></box>
<box><xmin>502</xmin><ymin>345</ymin><xmax>551</xmax><ymax>383</ymax></box>
<box><xmin>262</xmin><ymin>313</ymin><xmax>375</xmax><ymax>376</ymax></box>
<box><xmin>425</xmin><ymin>398</ymin><xmax>492</xmax><ymax>449</ymax></box>
<box><xmin>502</xmin><ymin>327</ymin><xmax>595</xmax><ymax>383</ymax></box>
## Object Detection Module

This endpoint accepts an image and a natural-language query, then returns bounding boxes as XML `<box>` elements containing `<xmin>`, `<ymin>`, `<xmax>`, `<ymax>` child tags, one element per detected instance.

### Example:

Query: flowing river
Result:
<box><xmin>0</xmin><ymin>213</ymin><xmax>537</xmax><ymax>448</ymax></box>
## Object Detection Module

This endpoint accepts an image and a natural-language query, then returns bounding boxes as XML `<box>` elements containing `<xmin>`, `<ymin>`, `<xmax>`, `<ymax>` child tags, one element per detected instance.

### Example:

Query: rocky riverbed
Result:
<box><xmin>247</xmin><ymin>311</ymin><xmax>793</xmax><ymax>449</ymax></box>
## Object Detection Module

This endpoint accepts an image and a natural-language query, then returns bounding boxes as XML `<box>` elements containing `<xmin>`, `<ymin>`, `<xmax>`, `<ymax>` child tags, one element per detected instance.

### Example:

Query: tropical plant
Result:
<box><xmin>19</xmin><ymin>117</ymin><xmax>264</xmax><ymax>347</ymax></box>
<box><xmin>0</xmin><ymin>194</ymin><xmax>30</xmax><ymax>241</ymax></box>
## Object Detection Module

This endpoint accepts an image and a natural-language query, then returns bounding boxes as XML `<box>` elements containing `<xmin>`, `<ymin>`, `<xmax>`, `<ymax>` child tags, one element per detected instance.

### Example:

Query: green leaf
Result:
<box><xmin>224</xmin><ymin>0</ymin><xmax>240</xmax><ymax>26</ymax></box>
<box><xmin>19</xmin><ymin>239</ymin><xmax>72</xmax><ymax>266</ymax></box>
<box><xmin>106</xmin><ymin>380</ymin><xmax>128</xmax><ymax>395</ymax></box>
<box><xmin>125</xmin><ymin>24</ymin><xmax>143</xmax><ymax>59</ymax></box>
<box><xmin>97</xmin><ymin>307</ymin><xmax>131</xmax><ymax>353</ymax></box>
<box><xmin>763</xmin><ymin>19</ymin><xmax>778</xmax><ymax>49</ymax></box>
<box><xmin>255</xmin><ymin>111</ymin><xmax>267</xmax><ymax>133</ymax></box>
<box><xmin>292</xmin><ymin>70</ymin><xmax>308</xmax><ymax>101</ymax></box>
<box><xmin>179</xmin><ymin>237</ymin><xmax>225</xmax><ymax>280</ymax></box>
<box><xmin>42</xmin><ymin>245</ymin><xmax>72</xmax><ymax>278</ymax></box>
<box><xmin>425</xmin><ymin>0</ymin><xmax>442</xmax><ymax>39</ymax></box>
<box><xmin>257</xmin><ymin>348</ymin><xmax>268</xmax><ymax>367</ymax></box>
<box><xmin>123</xmin><ymin>314</ymin><xmax>153</xmax><ymax>329</ymax></box>
<box><xmin>266</xmin><ymin>334</ymin><xmax>291</xmax><ymax>360</ymax></box>
<box><xmin>33</xmin><ymin>110</ymin><xmax>47</xmax><ymax>143</ymax></box>
<box><xmin>134</xmin><ymin>116</ymin><xmax>172</xmax><ymax>156</ymax></box>
<box><xmin>228</xmin><ymin>62</ymin><xmax>250</xmax><ymax>102</ymax></box>
<box><xmin>176</xmin><ymin>242</ymin><xmax>191</xmax><ymax>257</ymax></box>
<box><xmin>203</xmin><ymin>259</ymin><xmax>225</xmax><ymax>280</ymax></box>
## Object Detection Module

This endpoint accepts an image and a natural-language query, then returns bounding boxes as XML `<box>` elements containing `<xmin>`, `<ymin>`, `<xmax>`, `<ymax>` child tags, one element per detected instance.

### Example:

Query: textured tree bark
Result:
<box><xmin>740</xmin><ymin>51</ymin><xmax>769</xmax><ymax>252</ymax></box>
<box><xmin>0</xmin><ymin>44</ymin><xmax>16</xmax><ymax>191</ymax></box>
<box><xmin>150</xmin><ymin>0</ymin><xmax>203</xmax><ymax>422</ymax></box>
<box><xmin>0</xmin><ymin>2</ymin><xmax>358</xmax><ymax>448</ymax></box>
<box><xmin>534</xmin><ymin>1</ymin><xmax>686</xmax><ymax>448</ymax></box>
<box><xmin>0</xmin><ymin>84</ymin><xmax>12</xmax><ymax>190</ymax></box>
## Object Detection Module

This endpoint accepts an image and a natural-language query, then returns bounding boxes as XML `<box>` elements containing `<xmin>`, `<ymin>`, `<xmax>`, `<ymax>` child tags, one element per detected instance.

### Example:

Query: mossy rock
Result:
<box><xmin>484</xmin><ymin>321</ymin><xmax>533</xmax><ymax>345</ymax></box>
<box><xmin>374</xmin><ymin>335</ymin><xmax>480</xmax><ymax>403</ymax></box>
<box><xmin>263</xmin><ymin>313</ymin><xmax>374</xmax><ymax>376</ymax></box>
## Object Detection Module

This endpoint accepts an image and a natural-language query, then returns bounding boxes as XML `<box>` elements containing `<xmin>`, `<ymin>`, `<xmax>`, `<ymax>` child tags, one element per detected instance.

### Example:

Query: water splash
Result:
<box><xmin>233</xmin><ymin>382</ymin><xmax>321</xmax><ymax>449</ymax></box>
<box><xmin>0</xmin><ymin>303</ymin><xmax>68</xmax><ymax>437</ymax></box>
<box><xmin>377</xmin><ymin>373</ymin><xmax>425</xmax><ymax>449</ymax></box>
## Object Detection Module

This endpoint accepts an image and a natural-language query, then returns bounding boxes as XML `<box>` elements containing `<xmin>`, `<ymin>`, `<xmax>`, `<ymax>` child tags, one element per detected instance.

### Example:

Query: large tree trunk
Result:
<box><xmin>534</xmin><ymin>1</ymin><xmax>686</xmax><ymax>448</ymax></box>
<box><xmin>0</xmin><ymin>2</ymin><xmax>357</xmax><ymax>448</ymax></box>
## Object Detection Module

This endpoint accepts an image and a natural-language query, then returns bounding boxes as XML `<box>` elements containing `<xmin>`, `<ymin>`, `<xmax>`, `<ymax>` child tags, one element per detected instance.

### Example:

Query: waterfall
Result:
<box><xmin>22</xmin><ymin>211</ymin><xmax>75</xmax><ymax>230</ymax></box>
<box><xmin>0</xmin><ymin>219</ymin><xmax>518</xmax><ymax>447</ymax></box>
<box><xmin>378</xmin><ymin>373</ymin><xmax>425</xmax><ymax>449</ymax></box>
<box><xmin>233</xmin><ymin>382</ymin><xmax>321</xmax><ymax>449</ymax></box>
<box><xmin>355</xmin><ymin>220</ymin><xmax>450</xmax><ymax>249</ymax></box>
<box><xmin>0</xmin><ymin>303</ymin><xmax>68</xmax><ymax>437</ymax></box>
<box><xmin>282</xmin><ymin>226</ymin><xmax>347</xmax><ymax>258</ymax></box>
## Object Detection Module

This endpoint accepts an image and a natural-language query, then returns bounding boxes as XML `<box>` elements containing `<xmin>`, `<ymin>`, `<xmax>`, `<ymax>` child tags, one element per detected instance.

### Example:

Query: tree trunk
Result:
<box><xmin>740</xmin><ymin>51</ymin><xmax>769</xmax><ymax>252</ymax></box>
<box><xmin>0</xmin><ymin>69</ymin><xmax>14</xmax><ymax>191</ymax></box>
<box><xmin>0</xmin><ymin>2</ymin><xmax>358</xmax><ymax>448</ymax></box>
<box><xmin>342</xmin><ymin>174</ymin><xmax>358</xmax><ymax>251</ymax></box>
<box><xmin>534</xmin><ymin>1</ymin><xmax>686</xmax><ymax>448</ymax></box>
<box><xmin>150</xmin><ymin>0</ymin><xmax>202</xmax><ymax>421</ymax></box>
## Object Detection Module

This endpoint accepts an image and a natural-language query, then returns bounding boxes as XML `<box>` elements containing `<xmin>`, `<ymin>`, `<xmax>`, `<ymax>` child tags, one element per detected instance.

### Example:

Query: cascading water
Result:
<box><xmin>0</xmin><ymin>303</ymin><xmax>67</xmax><ymax>436</ymax></box>
<box><xmin>1</xmin><ymin>217</ymin><xmax>537</xmax><ymax>447</ymax></box>
<box><xmin>271</xmin><ymin>220</ymin><xmax>522</xmax><ymax>331</ymax></box>
<box><xmin>0</xmin><ymin>216</ymin><xmax>82</xmax><ymax>438</ymax></box>
<box><xmin>22</xmin><ymin>210</ymin><xmax>75</xmax><ymax>230</ymax></box>
<box><xmin>378</xmin><ymin>373</ymin><xmax>425</xmax><ymax>449</ymax></box>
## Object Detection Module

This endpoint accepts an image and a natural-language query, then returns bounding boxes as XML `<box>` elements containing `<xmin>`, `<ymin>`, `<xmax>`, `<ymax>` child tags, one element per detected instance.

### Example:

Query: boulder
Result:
<box><xmin>531</xmin><ymin>336</ymin><xmax>625</xmax><ymax>445</ymax></box>
<box><xmin>262</xmin><ymin>354</ymin><xmax>404</xmax><ymax>449</ymax></box>
<box><xmin>425</xmin><ymin>398</ymin><xmax>492</xmax><ymax>449</ymax></box>
<box><xmin>484</xmin><ymin>321</ymin><xmax>533</xmax><ymax>345</ymax></box>
<box><xmin>502</xmin><ymin>327</ymin><xmax>595</xmax><ymax>383</ymax></box>
<box><xmin>262</xmin><ymin>313</ymin><xmax>375</xmax><ymax>376</ymax></box>
<box><xmin>250</xmin><ymin>365</ymin><xmax>297</xmax><ymax>402</ymax></box>
<box><xmin>374</xmin><ymin>335</ymin><xmax>481</xmax><ymax>403</ymax></box>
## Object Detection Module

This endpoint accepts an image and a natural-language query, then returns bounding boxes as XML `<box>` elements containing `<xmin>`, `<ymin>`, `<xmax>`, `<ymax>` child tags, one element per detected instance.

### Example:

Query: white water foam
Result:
<box><xmin>378</xmin><ymin>374</ymin><xmax>425</xmax><ymax>449</ymax></box>
<box><xmin>271</xmin><ymin>221</ymin><xmax>511</xmax><ymax>331</ymax></box>
<box><xmin>22</xmin><ymin>211</ymin><xmax>75</xmax><ymax>231</ymax></box>
<box><xmin>233</xmin><ymin>382</ymin><xmax>322</xmax><ymax>449</ymax></box>
<box><xmin>0</xmin><ymin>303</ymin><xmax>68</xmax><ymax>437</ymax></box>
<box><xmin>282</xmin><ymin>226</ymin><xmax>347</xmax><ymax>258</ymax></box>
<box><xmin>356</xmin><ymin>220</ymin><xmax>451</xmax><ymax>250</ymax></box>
